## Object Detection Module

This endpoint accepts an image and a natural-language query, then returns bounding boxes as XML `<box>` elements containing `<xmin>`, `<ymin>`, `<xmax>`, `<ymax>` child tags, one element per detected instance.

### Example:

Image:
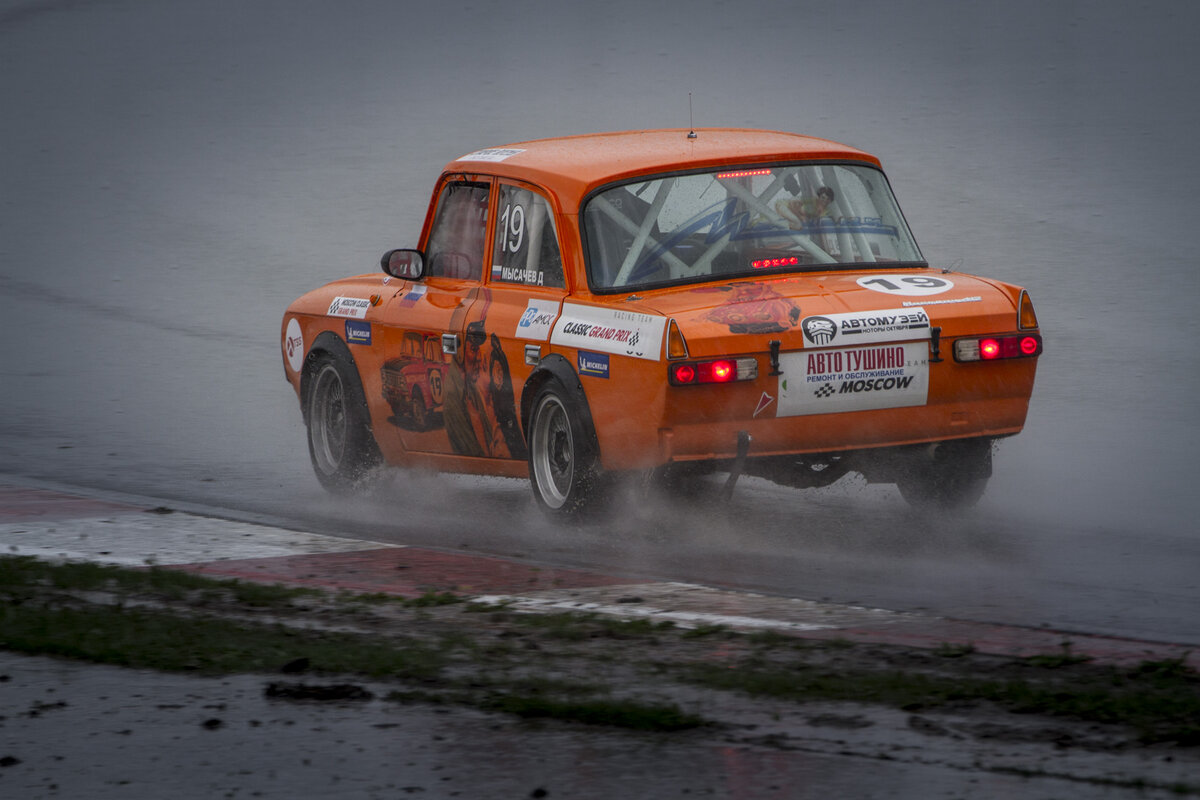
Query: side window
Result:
<box><xmin>490</xmin><ymin>185</ymin><xmax>565</xmax><ymax>288</ymax></box>
<box><xmin>426</xmin><ymin>182</ymin><xmax>490</xmax><ymax>280</ymax></box>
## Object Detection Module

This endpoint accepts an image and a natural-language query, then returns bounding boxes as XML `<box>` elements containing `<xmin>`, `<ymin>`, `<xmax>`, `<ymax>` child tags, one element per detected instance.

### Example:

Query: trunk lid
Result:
<box><xmin>620</xmin><ymin>269</ymin><xmax>1019</xmax><ymax>357</ymax></box>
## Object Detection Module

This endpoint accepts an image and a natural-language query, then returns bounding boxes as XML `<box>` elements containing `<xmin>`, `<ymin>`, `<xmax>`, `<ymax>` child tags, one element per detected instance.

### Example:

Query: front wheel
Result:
<box><xmin>527</xmin><ymin>381</ymin><xmax>604</xmax><ymax>516</ymax></box>
<box><xmin>896</xmin><ymin>438</ymin><xmax>992</xmax><ymax>511</ymax></box>
<box><xmin>306</xmin><ymin>351</ymin><xmax>382</xmax><ymax>493</ymax></box>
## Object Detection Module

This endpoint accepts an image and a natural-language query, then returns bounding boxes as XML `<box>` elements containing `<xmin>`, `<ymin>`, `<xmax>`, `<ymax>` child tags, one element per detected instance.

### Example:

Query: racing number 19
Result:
<box><xmin>860</xmin><ymin>276</ymin><xmax>949</xmax><ymax>291</ymax></box>
<box><xmin>499</xmin><ymin>203</ymin><xmax>525</xmax><ymax>254</ymax></box>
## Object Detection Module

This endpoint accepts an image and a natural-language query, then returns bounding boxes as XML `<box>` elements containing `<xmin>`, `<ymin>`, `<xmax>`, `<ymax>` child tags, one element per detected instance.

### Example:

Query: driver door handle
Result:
<box><xmin>441</xmin><ymin>333</ymin><xmax>459</xmax><ymax>355</ymax></box>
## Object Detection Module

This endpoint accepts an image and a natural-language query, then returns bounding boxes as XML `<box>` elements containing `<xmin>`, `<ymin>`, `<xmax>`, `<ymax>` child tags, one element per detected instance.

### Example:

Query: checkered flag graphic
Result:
<box><xmin>813</xmin><ymin>384</ymin><xmax>835</xmax><ymax>398</ymax></box>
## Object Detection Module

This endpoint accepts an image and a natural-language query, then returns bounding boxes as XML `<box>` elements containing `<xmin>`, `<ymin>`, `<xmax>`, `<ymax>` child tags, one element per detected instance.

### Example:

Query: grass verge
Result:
<box><xmin>2</xmin><ymin>555</ymin><xmax>1199</xmax><ymax>748</ymax></box>
<box><xmin>680</xmin><ymin>655</ymin><xmax>1200</xmax><ymax>746</ymax></box>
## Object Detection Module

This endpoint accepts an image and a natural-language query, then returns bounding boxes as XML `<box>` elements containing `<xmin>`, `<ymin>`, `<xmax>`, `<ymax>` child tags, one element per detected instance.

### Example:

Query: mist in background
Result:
<box><xmin>1</xmin><ymin>0</ymin><xmax>1198</xmax><ymax>544</ymax></box>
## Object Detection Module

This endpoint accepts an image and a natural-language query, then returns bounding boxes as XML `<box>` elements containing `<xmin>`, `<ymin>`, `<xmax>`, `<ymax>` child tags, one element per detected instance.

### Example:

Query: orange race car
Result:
<box><xmin>281</xmin><ymin>129</ymin><xmax>1042</xmax><ymax>515</ymax></box>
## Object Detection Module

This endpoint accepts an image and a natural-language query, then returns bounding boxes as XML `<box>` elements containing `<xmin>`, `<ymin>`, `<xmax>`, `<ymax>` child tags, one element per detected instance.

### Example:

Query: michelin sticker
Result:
<box><xmin>550</xmin><ymin>303</ymin><xmax>665</xmax><ymax>361</ymax></box>
<box><xmin>856</xmin><ymin>275</ymin><xmax>954</xmax><ymax>296</ymax></box>
<box><xmin>515</xmin><ymin>299</ymin><xmax>559</xmax><ymax>341</ymax></box>
<box><xmin>345</xmin><ymin>319</ymin><xmax>372</xmax><ymax>345</ymax></box>
<box><xmin>577</xmin><ymin>351</ymin><xmax>610</xmax><ymax>379</ymax></box>
<box><xmin>777</xmin><ymin>342</ymin><xmax>929</xmax><ymax>416</ymax></box>
<box><xmin>327</xmin><ymin>296</ymin><xmax>371</xmax><ymax>319</ymax></box>
<box><xmin>456</xmin><ymin>148</ymin><xmax>525</xmax><ymax>163</ymax></box>
<box><xmin>284</xmin><ymin>318</ymin><xmax>304</xmax><ymax>372</ymax></box>
<box><xmin>801</xmin><ymin>307</ymin><xmax>930</xmax><ymax>347</ymax></box>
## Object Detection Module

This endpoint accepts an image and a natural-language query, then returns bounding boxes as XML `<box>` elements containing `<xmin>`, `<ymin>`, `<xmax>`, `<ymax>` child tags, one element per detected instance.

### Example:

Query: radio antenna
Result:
<box><xmin>688</xmin><ymin>93</ymin><xmax>697</xmax><ymax>139</ymax></box>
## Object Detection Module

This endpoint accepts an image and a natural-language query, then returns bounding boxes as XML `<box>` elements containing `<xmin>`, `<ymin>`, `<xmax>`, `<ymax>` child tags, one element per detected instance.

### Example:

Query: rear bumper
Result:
<box><xmin>658</xmin><ymin>393</ymin><xmax>1029</xmax><ymax>464</ymax></box>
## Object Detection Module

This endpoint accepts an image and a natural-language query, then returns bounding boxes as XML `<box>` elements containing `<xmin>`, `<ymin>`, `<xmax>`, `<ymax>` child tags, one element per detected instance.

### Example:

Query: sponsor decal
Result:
<box><xmin>398</xmin><ymin>284</ymin><xmax>428</xmax><ymax>307</ymax></box>
<box><xmin>802</xmin><ymin>316</ymin><xmax>836</xmax><ymax>345</ymax></box>
<box><xmin>345</xmin><ymin>320</ymin><xmax>372</xmax><ymax>345</ymax></box>
<box><xmin>327</xmin><ymin>296</ymin><xmax>371</xmax><ymax>319</ymax></box>
<box><xmin>284</xmin><ymin>318</ymin><xmax>304</xmax><ymax>372</ymax></box>
<box><xmin>902</xmin><ymin>296</ymin><xmax>981</xmax><ymax>307</ymax></box>
<box><xmin>515</xmin><ymin>299</ymin><xmax>559</xmax><ymax>341</ymax></box>
<box><xmin>577</xmin><ymin>351</ymin><xmax>610</xmax><ymax>379</ymax></box>
<box><xmin>777</xmin><ymin>342</ymin><xmax>929</xmax><ymax>416</ymax></box>
<box><xmin>456</xmin><ymin>147</ymin><xmax>525</xmax><ymax>163</ymax></box>
<box><xmin>800</xmin><ymin>307</ymin><xmax>929</xmax><ymax>347</ymax></box>
<box><xmin>856</xmin><ymin>274</ymin><xmax>954</xmax><ymax>296</ymax></box>
<box><xmin>550</xmin><ymin>303</ymin><xmax>666</xmax><ymax>361</ymax></box>
<box><xmin>753</xmin><ymin>392</ymin><xmax>775</xmax><ymax>418</ymax></box>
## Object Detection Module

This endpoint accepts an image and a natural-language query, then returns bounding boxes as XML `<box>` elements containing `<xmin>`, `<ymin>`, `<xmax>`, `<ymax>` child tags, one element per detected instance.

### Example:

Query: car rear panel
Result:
<box><xmin>577</xmin><ymin>269</ymin><xmax>1039</xmax><ymax>469</ymax></box>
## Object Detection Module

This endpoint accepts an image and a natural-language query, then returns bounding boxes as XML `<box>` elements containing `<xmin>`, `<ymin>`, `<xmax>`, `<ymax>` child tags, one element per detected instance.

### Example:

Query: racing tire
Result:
<box><xmin>896</xmin><ymin>438</ymin><xmax>992</xmax><ymax>511</ymax></box>
<box><xmin>527</xmin><ymin>380</ymin><xmax>605</xmax><ymax>517</ymax></box>
<box><xmin>305</xmin><ymin>351</ymin><xmax>383</xmax><ymax>494</ymax></box>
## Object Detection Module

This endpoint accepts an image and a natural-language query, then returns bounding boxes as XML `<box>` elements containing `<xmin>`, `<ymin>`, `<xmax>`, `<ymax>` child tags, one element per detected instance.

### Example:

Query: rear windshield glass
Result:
<box><xmin>583</xmin><ymin>163</ymin><xmax>924</xmax><ymax>291</ymax></box>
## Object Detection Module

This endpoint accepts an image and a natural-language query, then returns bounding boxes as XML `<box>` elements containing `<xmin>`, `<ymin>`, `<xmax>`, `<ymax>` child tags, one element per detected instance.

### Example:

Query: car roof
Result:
<box><xmin>445</xmin><ymin>128</ymin><xmax>882</xmax><ymax>211</ymax></box>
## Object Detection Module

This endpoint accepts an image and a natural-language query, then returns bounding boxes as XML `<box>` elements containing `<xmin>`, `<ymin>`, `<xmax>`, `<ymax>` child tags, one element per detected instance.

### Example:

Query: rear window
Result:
<box><xmin>583</xmin><ymin>163</ymin><xmax>924</xmax><ymax>291</ymax></box>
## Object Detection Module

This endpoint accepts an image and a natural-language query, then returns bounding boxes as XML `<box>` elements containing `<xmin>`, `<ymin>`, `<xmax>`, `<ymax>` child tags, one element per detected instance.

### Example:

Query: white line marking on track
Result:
<box><xmin>0</xmin><ymin>514</ymin><xmax>400</xmax><ymax>566</ymax></box>
<box><xmin>475</xmin><ymin>593</ymin><xmax>838</xmax><ymax>631</ymax></box>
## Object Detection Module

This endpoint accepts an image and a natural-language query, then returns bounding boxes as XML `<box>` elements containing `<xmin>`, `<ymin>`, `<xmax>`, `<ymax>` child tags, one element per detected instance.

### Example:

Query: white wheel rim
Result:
<box><xmin>310</xmin><ymin>364</ymin><xmax>347</xmax><ymax>475</ymax></box>
<box><xmin>531</xmin><ymin>394</ymin><xmax>573</xmax><ymax>509</ymax></box>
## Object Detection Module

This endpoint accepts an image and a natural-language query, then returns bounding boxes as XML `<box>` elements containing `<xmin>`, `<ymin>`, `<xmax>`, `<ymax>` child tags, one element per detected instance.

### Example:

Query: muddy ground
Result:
<box><xmin>2</xmin><ymin>576</ymin><xmax>1197</xmax><ymax>799</ymax></box>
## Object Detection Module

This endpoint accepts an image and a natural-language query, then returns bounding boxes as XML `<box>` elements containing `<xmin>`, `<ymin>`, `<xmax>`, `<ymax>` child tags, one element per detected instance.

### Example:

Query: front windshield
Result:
<box><xmin>583</xmin><ymin>163</ymin><xmax>924</xmax><ymax>291</ymax></box>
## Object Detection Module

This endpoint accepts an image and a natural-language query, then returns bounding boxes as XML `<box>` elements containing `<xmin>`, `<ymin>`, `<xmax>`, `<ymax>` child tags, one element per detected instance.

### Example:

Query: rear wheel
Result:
<box><xmin>896</xmin><ymin>438</ymin><xmax>992</xmax><ymax>510</ymax></box>
<box><xmin>528</xmin><ymin>380</ymin><xmax>604</xmax><ymax>516</ymax></box>
<box><xmin>306</xmin><ymin>352</ymin><xmax>382</xmax><ymax>493</ymax></box>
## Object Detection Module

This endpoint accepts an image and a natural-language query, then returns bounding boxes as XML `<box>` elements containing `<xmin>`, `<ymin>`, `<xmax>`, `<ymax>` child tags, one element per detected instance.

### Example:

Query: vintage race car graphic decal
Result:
<box><xmin>550</xmin><ymin>303</ymin><xmax>665</xmax><ymax>361</ymax></box>
<box><xmin>699</xmin><ymin>283</ymin><xmax>801</xmax><ymax>333</ymax></box>
<box><xmin>327</xmin><ymin>296</ymin><xmax>371</xmax><ymax>318</ymax></box>
<box><xmin>777</xmin><ymin>342</ymin><xmax>929</xmax><ymax>416</ymax></box>
<box><xmin>284</xmin><ymin>318</ymin><xmax>304</xmax><ymax>372</ymax></box>
<box><xmin>515</xmin><ymin>299</ymin><xmax>559</xmax><ymax>341</ymax></box>
<box><xmin>345</xmin><ymin>320</ymin><xmax>372</xmax><ymax>345</ymax></box>
<box><xmin>456</xmin><ymin>148</ymin><xmax>526</xmax><ymax>163</ymax></box>
<box><xmin>800</xmin><ymin>307</ymin><xmax>930</xmax><ymax>347</ymax></box>
<box><xmin>577</xmin><ymin>351</ymin><xmax>610</xmax><ymax>378</ymax></box>
<box><xmin>856</xmin><ymin>274</ymin><xmax>954</xmax><ymax>296</ymax></box>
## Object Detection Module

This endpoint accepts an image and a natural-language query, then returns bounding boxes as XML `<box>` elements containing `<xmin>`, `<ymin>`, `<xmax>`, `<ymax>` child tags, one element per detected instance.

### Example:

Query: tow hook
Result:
<box><xmin>768</xmin><ymin>340</ymin><xmax>782</xmax><ymax>375</ymax></box>
<box><xmin>722</xmin><ymin>431</ymin><xmax>752</xmax><ymax>500</ymax></box>
<box><xmin>929</xmin><ymin>326</ymin><xmax>943</xmax><ymax>363</ymax></box>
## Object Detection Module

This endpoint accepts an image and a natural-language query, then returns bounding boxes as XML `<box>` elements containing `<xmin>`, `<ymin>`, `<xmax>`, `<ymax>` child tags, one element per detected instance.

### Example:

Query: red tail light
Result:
<box><xmin>954</xmin><ymin>333</ymin><xmax>1043</xmax><ymax>362</ymax></box>
<box><xmin>669</xmin><ymin>358</ymin><xmax>758</xmax><ymax>385</ymax></box>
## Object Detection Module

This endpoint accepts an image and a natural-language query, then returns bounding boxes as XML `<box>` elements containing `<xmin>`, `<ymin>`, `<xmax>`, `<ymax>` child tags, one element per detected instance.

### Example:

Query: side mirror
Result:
<box><xmin>381</xmin><ymin>249</ymin><xmax>424</xmax><ymax>280</ymax></box>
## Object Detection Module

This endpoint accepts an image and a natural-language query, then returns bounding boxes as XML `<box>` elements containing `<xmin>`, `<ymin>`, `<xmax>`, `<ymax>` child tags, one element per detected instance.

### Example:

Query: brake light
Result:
<box><xmin>751</xmin><ymin>256</ymin><xmax>800</xmax><ymax>269</ymax></box>
<box><xmin>717</xmin><ymin>169</ymin><xmax>771</xmax><ymax>180</ymax></box>
<box><xmin>954</xmin><ymin>333</ymin><xmax>1043</xmax><ymax>362</ymax></box>
<box><xmin>669</xmin><ymin>358</ymin><xmax>758</xmax><ymax>385</ymax></box>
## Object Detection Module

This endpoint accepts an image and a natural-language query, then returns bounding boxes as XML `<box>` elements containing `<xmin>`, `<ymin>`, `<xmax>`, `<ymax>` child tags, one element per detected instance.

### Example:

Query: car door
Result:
<box><xmin>376</xmin><ymin>176</ymin><xmax>492</xmax><ymax>456</ymax></box>
<box><xmin>455</xmin><ymin>180</ymin><xmax>569</xmax><ymax>461</ymax></box>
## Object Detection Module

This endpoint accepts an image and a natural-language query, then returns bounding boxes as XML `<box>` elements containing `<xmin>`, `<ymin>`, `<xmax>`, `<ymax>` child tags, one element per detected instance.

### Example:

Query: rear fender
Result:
<box><xmin>520</xmin><ymin>354</ymin><xmax>601</xmax><ymax>456</ymax></box>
